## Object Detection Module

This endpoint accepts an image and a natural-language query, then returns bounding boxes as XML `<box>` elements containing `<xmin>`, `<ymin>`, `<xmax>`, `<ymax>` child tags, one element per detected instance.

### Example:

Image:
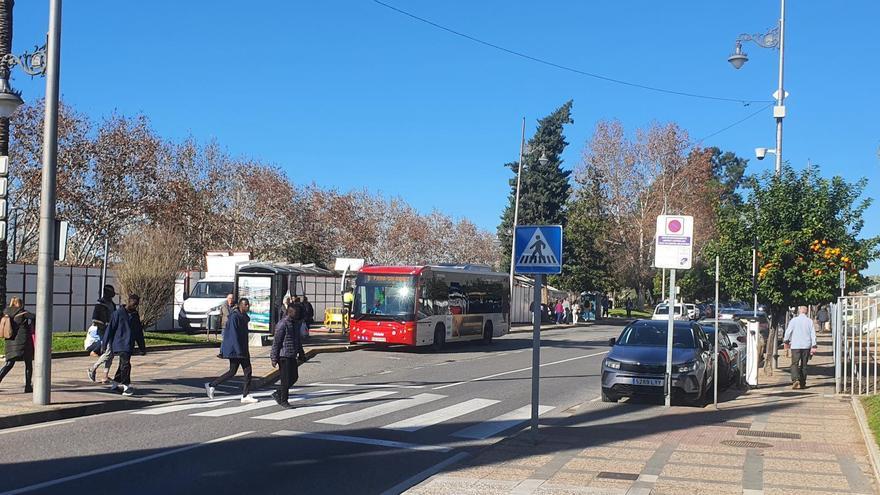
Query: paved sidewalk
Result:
<box><xmin>0</xmin><ymin>329</ymin><xmax>352</xmax><ymax>429</ymax></box>
<box><xmin>409</xmin><ymin>333</ymin><xmax>879</xmax><ymax>495</ymax></box>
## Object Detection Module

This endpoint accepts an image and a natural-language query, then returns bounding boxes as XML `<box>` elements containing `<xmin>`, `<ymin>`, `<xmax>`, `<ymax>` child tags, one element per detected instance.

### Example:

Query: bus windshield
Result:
<box><xmin>354</xmin><ymin>274</ymin><xmax>417</xmax><ymax>319</ymax></box>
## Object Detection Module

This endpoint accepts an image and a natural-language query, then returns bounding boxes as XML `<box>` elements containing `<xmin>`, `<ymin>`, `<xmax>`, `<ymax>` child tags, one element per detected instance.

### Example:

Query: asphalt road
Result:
<box><xmin>0</xmin><ymin>324</ymin><xmax>623</xmax><ymax>495</ymax></box>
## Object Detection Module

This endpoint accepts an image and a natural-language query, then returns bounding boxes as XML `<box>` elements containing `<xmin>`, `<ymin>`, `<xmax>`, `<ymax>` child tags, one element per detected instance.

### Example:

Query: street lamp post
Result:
<box><xmin>728</xmin><ymin>0</ymin><xmax>786</xmax><ymax>177</ymax></box>
<box><xmin>33</xmin><ymin>0</ymin><xmax>62</xmax><ymax>406</ymax></box>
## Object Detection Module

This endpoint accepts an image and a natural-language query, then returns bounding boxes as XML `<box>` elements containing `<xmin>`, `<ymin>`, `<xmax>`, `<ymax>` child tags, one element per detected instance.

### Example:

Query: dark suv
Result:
<box><xmin>602</xmin><ymin>319</ymin><xmax>715</xmax><ymax>405</ymax></box>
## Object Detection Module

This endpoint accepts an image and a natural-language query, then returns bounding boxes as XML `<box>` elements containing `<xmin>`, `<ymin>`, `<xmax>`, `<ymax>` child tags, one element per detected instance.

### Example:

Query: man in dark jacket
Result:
<box><xmin>206</xmin><ymin>298</ymin><xmax>257</xmax><ymax>404</ymax></box>
<box><xmin>302</xmin><ymin>296</ymin><xmax>315</xmax><ymax>328</ymax></box>
<box><xmin>103</xmin><ymin>294</ymin><xmax>145</xmax><ymax>396</ymax></box>
<box><xmin>0</xmin><ymin>297</ymin><xmax>34</xmax><ymax>393</ymax></box>
<box><xmin>270</xmin><ymin>305</ymin><xmax>307</xmax><ymax>407</ymax></box>
<box><xmin>87</xmin><ymin>285</ymin><xmax>117</xmax><ymax>383</ymax></box>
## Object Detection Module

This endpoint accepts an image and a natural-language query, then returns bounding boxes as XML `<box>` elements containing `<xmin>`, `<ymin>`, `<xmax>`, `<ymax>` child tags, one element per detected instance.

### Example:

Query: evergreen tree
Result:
<box><xmin>498</xmin><ymin>101</ymin><xmax>574</xmax><ymax>267</ymax></box>
<box><xmin>554</xmin><ymin>165</ymin><xmax>613</xmax><ymax>293</ymax></box>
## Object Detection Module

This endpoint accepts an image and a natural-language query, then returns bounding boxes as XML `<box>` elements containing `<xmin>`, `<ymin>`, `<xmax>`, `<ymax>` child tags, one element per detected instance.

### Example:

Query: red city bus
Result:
<box><xmin>349</xmin><ymin>264</ymin><xmax>510</xmax><ymax>349</ymax></box>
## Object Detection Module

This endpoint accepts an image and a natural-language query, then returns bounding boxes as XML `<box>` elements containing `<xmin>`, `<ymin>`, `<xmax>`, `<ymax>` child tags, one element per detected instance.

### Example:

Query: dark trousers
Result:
<box><xmin>211</xmin><ymin>358</ymin><xmax>252</xmax><ymax>396</ymax></box>
<box><xmin>790</xmin><ymin>348</ymin><xmax>810</xmax><ymax>386</ymax></box>
<box><xmin>276</xmin><ymin>358</ymin><xmax>299</xmax><ymax>404</ymax></box>
<box><xmin>113</xmin><ymin>352</ymin><xmax>132</xmax><ymax>386</ymax></box>
<box><xmin>0</xmin><ymin>358</ymin><xmax>33</xmax><ymax>387</ymax></box>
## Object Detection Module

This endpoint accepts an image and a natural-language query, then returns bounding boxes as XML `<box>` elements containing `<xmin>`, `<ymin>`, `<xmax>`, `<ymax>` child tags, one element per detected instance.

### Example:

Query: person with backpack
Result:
<box><xmin>816</xmin><ymin>305</ymin><xmax>831</xmax><ymax>333</ymax></box>
<box><xmin>0</xmin><ymin>297</ymin><xmax>35</xmax><ymax>393</ymax></box>
<box><xmin>291</xmin><ymin>297</ymin><xmax>309</xmax><ymax>340</ymax></box>
<box><xmin>87</xmin><ymin>285</ymin><xmax>117</xmax><ymax>384</ymax></box>
<box><xmin>103</xmin><ymin>294</ymin><xmax>146</xmax><ymax>396</ymax></box>
<box><xmin>205</xmin><ymin>297</ymin><xmax>258</xmax><ymax>404</ymax></box>
<box><xmin>270</xmin><ymin>305</ymin><xmax>308</xmax><ymax>408</ymax></box>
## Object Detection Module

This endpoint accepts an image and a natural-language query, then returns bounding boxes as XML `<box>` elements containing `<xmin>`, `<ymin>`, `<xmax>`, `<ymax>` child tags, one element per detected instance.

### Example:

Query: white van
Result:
<box><xmin>651</xmin><ymin>303</ymin><xmax>688</xmax><ymax>321</ymax></box>
<box><xmin>177</xmin><ymin>252</ymin><xmax>250</xmax><ymax>330</ymax></box>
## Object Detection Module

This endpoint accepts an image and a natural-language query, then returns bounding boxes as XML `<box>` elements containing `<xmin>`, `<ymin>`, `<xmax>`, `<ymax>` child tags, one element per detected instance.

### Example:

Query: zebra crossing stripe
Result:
<box><xmin>252</xmin><ymin>390</ymin><xmax>397</xmax><ymax>421</ymax></box>
<box><xmin>316</xmin><ymin>393</ymin><xmax>445</xmax><ymax>426</ymax></box>
<box><xmin>382</xmin><ymin>398</ymin><xmax>499</xmax><ymax>432</ymax></box>
<box><xmin>450</xmin><ymin>405</ymin><xmax>554</xmax><ymax>439</ymax></box>
<box><xmin>190</xmin><ymin>401</ymin><xmax>277</xmax><ymax>417</ymax></box>
<box><xmin>132</xmin><ymin>401</ymin><xmax>232</xmax><ymax>415</ymax></box>
<box><xmin>272</xmin><ymin>430</ymin><xmax>452</xmax><ymax>453</ymax></box>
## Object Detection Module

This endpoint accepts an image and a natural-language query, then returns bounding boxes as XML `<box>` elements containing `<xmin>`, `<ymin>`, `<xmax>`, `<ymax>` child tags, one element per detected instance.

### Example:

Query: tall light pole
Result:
<box><xmin>728</xmin><ymin>0</ymin><xmax>786</xmax><ymax>177</ymax></box>
<box><xmin>33</xmin><ymin>0</ymin><xmax>62</xmax><ymax>406</ymax></box>
<box><xmin>509</xmin><ymin>118</ymin><xmax>526</xmax><ymax>298</ymax></box>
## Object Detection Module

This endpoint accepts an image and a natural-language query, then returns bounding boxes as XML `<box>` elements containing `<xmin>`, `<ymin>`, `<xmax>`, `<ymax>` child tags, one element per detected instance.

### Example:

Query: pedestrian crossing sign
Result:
<box><xmin>514</xmin><ymin>225</ymin><xmax>563</xmax><ymax>274</ymax></box>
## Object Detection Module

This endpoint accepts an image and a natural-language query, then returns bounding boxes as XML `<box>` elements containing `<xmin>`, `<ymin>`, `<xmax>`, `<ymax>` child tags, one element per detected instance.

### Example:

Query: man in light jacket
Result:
<box><xmin>206</xmin><ymin>298</ymin><xmax>257</xmax><ymax>403</ymax></box>
<box><xmin>784</xmin><ymin>306</ymin><xmax>817</xmax><ymax>390</ymax></box>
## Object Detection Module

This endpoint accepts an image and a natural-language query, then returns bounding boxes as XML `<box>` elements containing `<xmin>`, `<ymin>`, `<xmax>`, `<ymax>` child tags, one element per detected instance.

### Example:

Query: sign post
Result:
<box><xmin>513</xmin><ymin>225</ymin><xmax>562</xmax><ymax>443</ymax></box>
<box><xmin>714</xmin><ymin>255</ymin><xmax>720</xmax><ymax>409</ymax></box>
<box><xmin>840</xmin><ymin>269</ymin><xmax>846</xmax><ymax>298</ymax></box>
<box><xmin>654</xmin><ymin>215</ymin><xmax>694</xmax><ymax>407</ymax></box>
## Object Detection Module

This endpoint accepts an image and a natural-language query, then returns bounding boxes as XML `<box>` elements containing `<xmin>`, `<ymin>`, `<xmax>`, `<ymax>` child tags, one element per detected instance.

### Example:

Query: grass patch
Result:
<box><xmin>862</xmin><ymin>395</ymin><xmax>880</xmax><ymax>447</ymax></box>
<box><xmin>608</xmin><ymin>308</ymin><xmax>652</xmax><ymax>318</ymax></box>
<box><xmin>0</xmin><ymin>331</ymin><xmax>215</xmax><ymax>354</ymax></box>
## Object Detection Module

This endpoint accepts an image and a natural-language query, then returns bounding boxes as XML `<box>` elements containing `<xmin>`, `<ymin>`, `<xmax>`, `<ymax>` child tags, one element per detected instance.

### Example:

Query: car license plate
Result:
<box><xmin>632</xmin><ymin>378</ymin><xmax>664</xmax><ymax>386</ymax></box>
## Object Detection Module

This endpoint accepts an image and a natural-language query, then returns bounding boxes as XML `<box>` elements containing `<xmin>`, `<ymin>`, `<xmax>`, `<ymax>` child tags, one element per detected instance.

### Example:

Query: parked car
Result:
<box><xmin>700</xmin><ymin>323</ymin><xmax>743</xmax><ymax>387</ymax></box>
<box><xmin>602</xmin><ymin>319</ymin><xmax>715</xmax><ymax>405</ymax></box>
<box><xmin>651</xmin><ymin>303</ymin><xmax>688</xmax><ymax>321</ymax></box>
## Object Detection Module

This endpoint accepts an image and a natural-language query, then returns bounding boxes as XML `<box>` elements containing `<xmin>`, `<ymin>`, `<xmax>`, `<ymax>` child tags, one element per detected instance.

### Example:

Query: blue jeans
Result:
<box><xmin>555</xmin><ymin>312</ymin><xmax>563</xmax><ymax>324</ymax></box>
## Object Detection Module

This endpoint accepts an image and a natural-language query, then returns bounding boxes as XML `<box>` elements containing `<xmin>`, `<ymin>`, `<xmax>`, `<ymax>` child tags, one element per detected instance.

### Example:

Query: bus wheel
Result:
<box><xmin>432</xmin><ymin>325</ymin><xmax>446</xmax><ymax>352</ymax></box>
<box><xmin>481</xmin><ymin>321</ymin><xmax>494</xmax><ymax>345</ymax></box>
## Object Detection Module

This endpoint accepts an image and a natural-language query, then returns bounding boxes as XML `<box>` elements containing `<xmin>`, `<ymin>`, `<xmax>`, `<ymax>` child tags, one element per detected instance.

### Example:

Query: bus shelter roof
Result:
<box><xmin>236</xmin><ymin>261</ymin><xmax>335</xmax><ymax>277</ymax></box>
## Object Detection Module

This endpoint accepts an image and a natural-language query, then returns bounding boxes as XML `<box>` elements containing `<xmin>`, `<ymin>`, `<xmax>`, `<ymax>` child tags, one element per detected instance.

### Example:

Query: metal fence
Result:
<box><xmin>834</xmin><ymin>295</ymin><xmax>880</xmax><ymax>395</ymax></box>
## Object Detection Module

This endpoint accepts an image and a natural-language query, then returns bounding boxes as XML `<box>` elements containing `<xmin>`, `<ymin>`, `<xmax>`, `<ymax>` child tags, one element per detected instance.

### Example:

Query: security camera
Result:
<box><xmin>755</xmin><ymin>147</ymin><xmax>767</xmax><ymax>160</ymax></box>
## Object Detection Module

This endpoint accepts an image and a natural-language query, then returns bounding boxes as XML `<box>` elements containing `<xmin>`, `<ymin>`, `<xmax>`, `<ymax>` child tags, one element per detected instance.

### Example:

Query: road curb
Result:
<box><xmin>851</xmin><ymin>395</ymin><xmax>880</xmax><ymax>487</ymax></box>
<box><xmin>0</xmin><ymin>396</ymin><xmax>171</xmax><ymax>431</ymax></box>
<box><xmin>42</xmin><ymin>342</ymin><xmax>221</xmax><ymax>360</ymax></box>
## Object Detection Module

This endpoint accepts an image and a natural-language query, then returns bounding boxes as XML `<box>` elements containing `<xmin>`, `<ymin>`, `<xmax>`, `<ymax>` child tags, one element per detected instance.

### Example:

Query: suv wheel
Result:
<box><xmin>601</xmin><ymin>388</ymin><xmax>618</xmax><ymax>403</ymax></box>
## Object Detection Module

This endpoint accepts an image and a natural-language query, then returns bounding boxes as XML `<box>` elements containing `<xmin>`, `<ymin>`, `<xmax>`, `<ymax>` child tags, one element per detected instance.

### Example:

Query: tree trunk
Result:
<box><xmin>0</xmin><ymin>0</ymin><xmax>13</xmax><ymax>310</ymax></box>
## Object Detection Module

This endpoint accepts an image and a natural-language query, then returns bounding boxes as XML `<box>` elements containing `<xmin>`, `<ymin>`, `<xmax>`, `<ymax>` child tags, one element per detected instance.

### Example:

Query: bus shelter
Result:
<box><xmin>235</xmin><ymin>262</ymin><xmax>335</xmax><ymax>332</ymax></box>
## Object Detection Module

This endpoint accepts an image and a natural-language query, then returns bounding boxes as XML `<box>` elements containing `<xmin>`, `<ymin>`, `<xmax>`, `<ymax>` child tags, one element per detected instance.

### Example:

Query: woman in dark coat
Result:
<box><xmin>0</xmin><ymin>297</ymin><xmax>34</xmax><ymax>393</ymax></box>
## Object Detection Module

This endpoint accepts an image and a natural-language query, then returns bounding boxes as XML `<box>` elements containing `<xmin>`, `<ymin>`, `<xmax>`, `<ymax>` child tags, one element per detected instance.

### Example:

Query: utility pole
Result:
<box><xmin>0</xmin><ymin>0</ymin><xmax>13</xmax><ymax>310</ymax></box>
<box><xmin>33</xmin><ymin>0</ymin><xmax>62</xmax><ymax>406</ymax></box>
<box><xmin>508</xmin><ymin>118</ymin><xmax>526</xmax><ymax>302</ymax></box>
<box><xmin>773</xmin><ymin>0</ymin><xmax>786</xmax><ymax>177</ymax></box>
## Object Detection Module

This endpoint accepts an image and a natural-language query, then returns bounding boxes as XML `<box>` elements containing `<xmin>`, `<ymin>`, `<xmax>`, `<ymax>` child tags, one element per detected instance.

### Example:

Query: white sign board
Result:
<box><xmin>654</xmin><ymin>215</ymin><xmax>694</xmax><ymax>270</ymax></box>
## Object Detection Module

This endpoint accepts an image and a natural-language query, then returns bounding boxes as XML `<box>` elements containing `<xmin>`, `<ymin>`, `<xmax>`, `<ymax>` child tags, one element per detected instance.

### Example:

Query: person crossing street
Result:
<box><xmin>206</xmin><ymin>297</ymin><xmax>258</xmax><ymax>404</ymax></box>
<box><xmin>270</xmin><ymin>305</ymin><xmax>307</xmax><ymax>408</ymax></box>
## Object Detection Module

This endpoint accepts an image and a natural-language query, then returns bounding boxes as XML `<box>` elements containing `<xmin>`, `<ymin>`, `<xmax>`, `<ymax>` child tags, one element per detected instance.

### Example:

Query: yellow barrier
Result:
<box><xmin>324</xmin><ymin>307</ymin><xmax>348</xmax><ymax>329</ymax></box>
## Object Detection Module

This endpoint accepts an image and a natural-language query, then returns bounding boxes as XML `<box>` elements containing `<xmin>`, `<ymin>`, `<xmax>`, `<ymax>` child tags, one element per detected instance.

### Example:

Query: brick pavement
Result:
<box><xmin>409</xmin><ymin>333</ymin><xmax>879</xmax><ymax>495</ymax></box>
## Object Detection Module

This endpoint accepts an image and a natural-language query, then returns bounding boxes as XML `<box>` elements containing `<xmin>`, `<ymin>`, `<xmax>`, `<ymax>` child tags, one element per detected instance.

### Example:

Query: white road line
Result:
<box><xmin>316</xmin><ymin>393</ymin><xmax>446</xmax><ymax>426</ymax></box>
<box><xmin>309</xmin><ymin>382</ymin><xmax>424</xmax><ymax>389</ymax></box>
<box><xmin>383</xmin><ymin>398</ymin><xmax>499</xmax><ymax>432</ymax></box>
<box><xmin>0</xmin><ymin>419</ymin><xmax>75</xmax><ymax>435</ymax></box>
<box><xmin>252</xmin><ymin>390</ymin><xmax>397</xmax><ymax>421</ymax></box>
<box><xmin>190</xmin><ymin>401</ymin><xmax>277</xmax><ymax>417</ymax></box>
<box><xmin>132</xmin><ymin>401</ymin><xmax>232</xmax><ymax>415</ymax></box>
<box><xmin>450</xmin><ymin>405</ymin><xmax>554</xmax><ymax>439</ymax></box>
<box><xmin>272</xmin><ymin>430</ymin><xmax>451</xmax><ymax>453</ymax></box>
<box><xmin>433</xmin><ymin>350</ymin><xmax>609</xmax><ymax>390</ymax></box>
<box><xmin>0</xmin><ymin>431</ymin><xmax>253</xmax><ymax>495</ymax></box>
<box><xmin>379</xmin><ymin>452</ymin><xmax>470</xmax><ymax>495</ymax></box>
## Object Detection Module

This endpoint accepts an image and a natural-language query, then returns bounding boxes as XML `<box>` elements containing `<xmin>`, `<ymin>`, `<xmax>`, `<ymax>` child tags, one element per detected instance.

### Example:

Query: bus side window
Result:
<box><xmin>418</xmin><ymin>285</ymin><xmax>434</xmax><ymax>318</ymax></box>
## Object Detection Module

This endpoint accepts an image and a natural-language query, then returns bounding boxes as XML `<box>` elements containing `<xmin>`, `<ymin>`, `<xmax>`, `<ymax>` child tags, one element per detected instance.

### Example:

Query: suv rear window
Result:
<box><xmin>617</xmin><ymin>323</ymin><xmax>696</xmax><ymax>348</ymax></box>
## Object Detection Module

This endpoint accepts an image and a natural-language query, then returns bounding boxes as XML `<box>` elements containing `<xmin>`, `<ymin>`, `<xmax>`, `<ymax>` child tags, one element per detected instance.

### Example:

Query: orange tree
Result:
<box><xmin>708</xmin><ymin>166</ymin><xmax>879</xmax><ymax>325</ymax></box>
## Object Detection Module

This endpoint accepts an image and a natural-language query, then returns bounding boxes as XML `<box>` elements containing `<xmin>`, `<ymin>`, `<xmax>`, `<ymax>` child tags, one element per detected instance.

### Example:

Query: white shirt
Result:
<box><xmin>784</xmin><ymin>314</ymin><xmax>817</xmax><ymax>350</ymax></box>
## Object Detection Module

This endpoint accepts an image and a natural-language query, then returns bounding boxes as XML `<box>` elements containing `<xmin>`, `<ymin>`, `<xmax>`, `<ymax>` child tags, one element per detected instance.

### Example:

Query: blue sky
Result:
<box><xmin>12</xmin><ymin>1</ymin><xmax>880</xmax><ymax>274</ymax></box>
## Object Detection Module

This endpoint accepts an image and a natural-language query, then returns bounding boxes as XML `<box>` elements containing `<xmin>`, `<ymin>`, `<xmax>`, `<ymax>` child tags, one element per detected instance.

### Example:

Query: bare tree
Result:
<box><xmin>116</xmin><ymin>227</ymin><xmax>185</xmax><ymax>328</ymax></box>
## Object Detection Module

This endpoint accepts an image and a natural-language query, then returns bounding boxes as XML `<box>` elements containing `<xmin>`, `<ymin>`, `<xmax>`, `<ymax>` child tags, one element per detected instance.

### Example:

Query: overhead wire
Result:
<box><xmin>373</xmin><ymin>0</ymin><xmax>773</xmax><ymax>105</ymax></box>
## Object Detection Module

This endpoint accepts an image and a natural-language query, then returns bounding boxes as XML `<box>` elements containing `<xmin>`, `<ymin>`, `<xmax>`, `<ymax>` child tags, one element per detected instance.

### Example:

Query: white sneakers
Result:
<box><xmin>240</xmin><ymin>395</ymin><xmax>258</xmax><ymax>404</ymax></box>
<box><xmin>121</xmin><ymin>385</ymin><xmax>134</xmax><ymax>397</ymax></box>
<box><xmin>204</xmin><ymin>383</ymin><xmax>215</xmax><ymax>400</ymax></box>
